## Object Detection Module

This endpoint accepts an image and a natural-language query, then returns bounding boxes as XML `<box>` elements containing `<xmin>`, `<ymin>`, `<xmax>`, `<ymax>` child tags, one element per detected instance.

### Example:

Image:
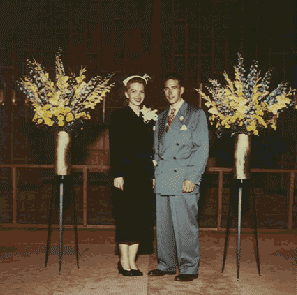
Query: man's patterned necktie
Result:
<box><xmin>166</xmin><ymin>108</ymin><xmax>176</xmax><ymax>132</ymax></box>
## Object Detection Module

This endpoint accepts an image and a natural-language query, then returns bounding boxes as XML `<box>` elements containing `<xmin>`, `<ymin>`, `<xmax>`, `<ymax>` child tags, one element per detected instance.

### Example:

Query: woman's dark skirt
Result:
<box><xmin>111</xmin><ymin>174</ymin><xmax>155</xmax><ymax>255</ymax></box>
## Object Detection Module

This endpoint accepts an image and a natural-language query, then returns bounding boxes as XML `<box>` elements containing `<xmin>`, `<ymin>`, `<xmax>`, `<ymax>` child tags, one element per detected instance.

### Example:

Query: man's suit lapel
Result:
<box><xmin>158</xmin><ymin>102</ymin><xmax>190</xmax><ymax>156</ymax></box>
<box><xmin>174</xmin><ymin>101</ymin><xmax>188</xmax><ymax>127</ymax></box>
<box><xmin>158</xmin><ymin>108</ymin><xmax>169</xmax><ymax>156</ymax></box>
<box><xmin>183</xmin><ymin>102</ymin><xmax>194</xmax><ymax>127</ymax></box>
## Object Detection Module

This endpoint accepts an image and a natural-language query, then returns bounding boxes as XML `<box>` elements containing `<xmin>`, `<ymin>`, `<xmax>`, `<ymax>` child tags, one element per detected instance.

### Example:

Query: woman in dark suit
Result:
<box><xmin>109</xmin><ymin>75</ymin><xmax>155</xmax><ymax>276</ymax></box>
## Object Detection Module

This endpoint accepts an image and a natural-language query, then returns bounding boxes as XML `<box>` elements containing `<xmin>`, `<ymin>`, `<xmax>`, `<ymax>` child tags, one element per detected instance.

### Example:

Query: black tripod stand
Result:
<box><xmin>222</xmin><ymin>179</ymin><xmax>261</xmax><ymax>280</ymax></box>
<box><xmin>45</xmin><ymin>175</ymin><xmax>79</xmax><ymax>274</ymax></box>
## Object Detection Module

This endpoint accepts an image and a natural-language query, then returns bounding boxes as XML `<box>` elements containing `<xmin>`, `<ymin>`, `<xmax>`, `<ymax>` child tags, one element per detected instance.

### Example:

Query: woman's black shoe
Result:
<box><xmin>131</xmin><ymin>269</ymin><xmax>143</xmax><ymax>276</ymax></box>
<box><xmin>117</xmin><ymin>261</ymin><xmax>133</xmax><ymax>276</ymax></box>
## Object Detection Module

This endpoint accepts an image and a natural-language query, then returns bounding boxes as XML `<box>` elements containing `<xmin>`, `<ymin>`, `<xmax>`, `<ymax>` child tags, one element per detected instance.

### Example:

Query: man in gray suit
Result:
<box><xmin>148</xmin><ymin>73</ymin><xmax>209</xmax><ymax>282</ymax></box>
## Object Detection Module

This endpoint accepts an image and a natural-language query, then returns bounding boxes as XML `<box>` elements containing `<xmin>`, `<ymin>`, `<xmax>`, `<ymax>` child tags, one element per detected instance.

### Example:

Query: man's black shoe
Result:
<box><xmin>174</xmin><ymin>274</ymin><xmax>198</xmax><ymax>281</ymax></box>
<box><xmin>148</xmin><ymin>269</ymin><xmax>176</xmax><ymax>276</ymax></box>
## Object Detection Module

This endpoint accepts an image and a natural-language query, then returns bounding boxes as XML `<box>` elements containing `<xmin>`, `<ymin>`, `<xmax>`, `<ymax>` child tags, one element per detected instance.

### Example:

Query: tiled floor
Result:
<box><xmin>0</xmin><ymin>229</ymin><xmax>295</xmax><ymax>294</ymax></box>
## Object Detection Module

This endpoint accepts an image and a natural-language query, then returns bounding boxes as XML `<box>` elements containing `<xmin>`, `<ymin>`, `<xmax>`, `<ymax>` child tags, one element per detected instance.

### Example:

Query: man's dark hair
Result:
<box><xmin>164</xmin><ymin>72</ymin><xmax>184</xmax><ymax>87</ymax></box>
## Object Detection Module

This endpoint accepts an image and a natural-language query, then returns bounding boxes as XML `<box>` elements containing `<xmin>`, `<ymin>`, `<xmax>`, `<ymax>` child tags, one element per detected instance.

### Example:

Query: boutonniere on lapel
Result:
<box><xmin>179</xmin><ymin>116</ymin><xmax>184</xmax><ymax>122</ymax></box>
<box><xmin>180</xmin><ymin>124</ymin><xmax>187</xmax><ymax>130</ymax></box>
<box><xmin>140</xmin><ymin>105</ymin><xmax>158</xmax><ymax>124</ymax></box>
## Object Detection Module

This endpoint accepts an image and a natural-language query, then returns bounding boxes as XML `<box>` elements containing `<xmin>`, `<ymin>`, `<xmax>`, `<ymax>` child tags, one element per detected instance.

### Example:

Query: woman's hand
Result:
<box><xmin>114</xmin><ymin>177</ymin><xmax>124</xmax><ymax>191</ymax></box>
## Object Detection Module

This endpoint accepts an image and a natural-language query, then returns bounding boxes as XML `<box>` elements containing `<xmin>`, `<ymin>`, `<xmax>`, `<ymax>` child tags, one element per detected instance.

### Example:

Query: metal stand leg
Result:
<box><xmin>59</xmin><ymin>177</ymin><xmax>64</xmax><ymax>274</ymax></box>
<box><xmin>222</xmin><ymin>179</ymin><xmax>261</xmax><ymax>280</ymax></box>
<box><xmin>72</xmin><ymin>184</ymin><xmax>79</xmax><ymax>269</ymax></box>
<box><xmin>45</xmin><ymin>175</ymin><xmax>79</xmax><ymax>273</ymax></box>
<box><xmin>250</xmin><ymin>181</ymin><xmax>261</xmax><ymax>276</ymax></box>
<box><xmin>45</xmin><ymin>187</ymin><xmax>54</xmax><ymax>267</ymax></box>
<box><xmin>222</xmin><ymin>184</ymin><xmax>234</xmax><ymax>273</ymax></box>
<box><xmin>237</xmin><ymin>180</ymin><xmax>243</xmax><ymax>281</ymax></box>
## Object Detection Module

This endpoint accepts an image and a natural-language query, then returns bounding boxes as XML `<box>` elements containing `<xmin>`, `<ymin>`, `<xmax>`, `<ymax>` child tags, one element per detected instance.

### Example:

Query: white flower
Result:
<box><xmin>180</xmin><ymin>116</ymin><xmax>184</xmax><ymax>121</ymax></box>
<box><xmin>140</xmin><ymin>105</ymin><xmax>158</xmax><ymax>123</ymax></box>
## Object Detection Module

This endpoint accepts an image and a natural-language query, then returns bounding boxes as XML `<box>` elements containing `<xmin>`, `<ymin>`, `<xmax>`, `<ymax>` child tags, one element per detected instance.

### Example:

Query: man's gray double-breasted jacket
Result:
<box><xmin>154</xmin><ymin>101</ymin><xmax>209</xmax><ymax>196</ymax></box>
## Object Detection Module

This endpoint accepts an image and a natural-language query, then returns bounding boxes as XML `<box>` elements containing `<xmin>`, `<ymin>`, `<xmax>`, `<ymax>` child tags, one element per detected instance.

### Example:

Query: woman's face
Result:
<box><xmin>125</xmin><ymin>82</ymin><xmax>145</xmax><ymax>107</ymax></box>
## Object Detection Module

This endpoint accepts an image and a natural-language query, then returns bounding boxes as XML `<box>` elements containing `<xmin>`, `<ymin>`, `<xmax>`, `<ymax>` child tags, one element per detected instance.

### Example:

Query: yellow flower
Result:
<box><xmin>44</xmin><ymin>118</ymin><xmax>54</xmax><ymax>126</ymax></box>
<box><xmin>254</xmin><ymin>130</ymin><xmax>258</xmax><ymax>135</ymax></box>
<box><xmin>269</xmin><ymin>104</ymin><xmax>279</xmax><ymax>114</ymax></box>
<box><xmin>247</xmin><ymin>124</ymin><xmax>256</xmax><ymax>132</ymax></box>
<box><xmin>50</xmin><ymin>92</ymin><xmax>60</xmax><ymax>105</ymax></box>
<box><xmin>236</xmin><ymin>104</ymin><xmax>247</xmax><ymax>114</ymax></box>
<box><xmin>88</xmin><ymin>95</ymin><xmax>96</xmax><ymax>103</ymax></box>
<box><xmin>75</xmin><ymin>75</ymin><xmax>86</xmax><ymax>84</ymax></box>
<box><xmin>29</xmin><ymin>83</ymin><xmax>38</xmax><ymax>94</ymax></box>
<box><xmin>255</xmin><ymin>108</ymin><xmax>263</xmax><ymax>116</ymax></box>
<box><xmin>251</xmin><ymin>92</ymin><xmax>261</xmax><ymax>103</ymax></box>
<box><xmin>57</xmin><ymin>75</ymin><xmax>69</xmax><ymax>88</ymax></box>
<box><xmin>36</xmin><ymin>107</ymin><xmax>44</xmax><ymax>117</ymax></box>
<box><xmin>205</xmin><ymin>101</ymin><xmax>212</xmax><ymax>108</ymax></box>
<box><xmin>44</xmin><ymin>111</ymin><xmax>52</xmax><ymax>118</ymax></box>
<box><xmin>234</xmin><ymin>68</ymin><xmax>241</xmax><ymax>82</ymax></box>
<box><xmin>224</xmin><ymin>88</ymin><xmax>232</xmax><ymax>97</ymax></box>
<box><xmin>223</xmin><ymin>73</ymin><xmax>234</xmax><ymax>91</ymax></box>
<box><xmin>58</xmin><ymin>120</ymin><xmax>64</xmax><ymax>127</ymax></box>
<box><xmin>225</xmin><ymin>115</ymin><xmax>231</xmax><ymax>122</ymax></box>
<box><xmin>57</xmin><ymin>106</ymin><xmax>65</xmax><ymax>114</ymax></box>
<box><xmin>209</xmin><ymin>107</ymin><xmax>219</xmax><ymax>115</ymax></box>
<box><xmin>231</xmin><ymin>116</ymin><xmax>237</xmax><ymax>123</ymax></box>
<box><xmin>64</xmin><ymin>107</ymin><xmax>71</xmax><ymax>113</ymax></box>
<box><xmin>51</xmin><ymin>107</ymin><xmax>58</xmax><ymax>116</ymax></box>
<box><xmin>66</xmin><ymin>113</ymin><xmax>74</xmax><ymax>122</ymax></box>
<box><xmin>33</xmin><ymin>112</ymin><xmax>40</xmax><ymax>121</ymax></box>
<box><xmin>37</xmin><ymin>118</ymin><xmax>43</xmax><ymax>124</ymax></box>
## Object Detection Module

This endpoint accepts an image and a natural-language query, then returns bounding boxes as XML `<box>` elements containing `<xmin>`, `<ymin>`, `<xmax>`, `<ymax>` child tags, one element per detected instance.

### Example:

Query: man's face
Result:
<box><xmin>164</xmin><ymin>79</ymin><xmax>184</xmax><ymax>105</ymax></box>
<box><xmin>125</xmin><ymin>82</ymin><xmax>145</xmax><ymax>107</ymax></box>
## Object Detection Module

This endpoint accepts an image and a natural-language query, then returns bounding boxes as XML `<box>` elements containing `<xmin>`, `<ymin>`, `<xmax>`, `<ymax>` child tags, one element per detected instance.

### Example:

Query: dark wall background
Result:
<box><xmin>0</xmin><ymin>0</ymin><xmax>296</xmax><ymax>228</ymax></box>
<box><xmin>0</xmin><ymin>0</ymin><xmax>296</xmax><ymax>167</ymax></box>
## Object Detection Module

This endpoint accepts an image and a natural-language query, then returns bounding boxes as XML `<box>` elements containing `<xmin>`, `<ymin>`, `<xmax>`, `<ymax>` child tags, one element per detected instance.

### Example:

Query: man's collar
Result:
<box><xmin>170</xmin><ymin>98</ymin><xmax>184</xmax><ymax>111</ymax></box>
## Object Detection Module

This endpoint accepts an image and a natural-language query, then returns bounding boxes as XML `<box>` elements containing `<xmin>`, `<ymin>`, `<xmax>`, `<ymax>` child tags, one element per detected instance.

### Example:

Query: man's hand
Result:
<box><xmin>182</xmin><ymin>180</ymin><xmax>195</xmax><ymax>193</ymax></box>
<box><xmin>153</xmin><ymin>178</ymin><xmax>156</xmax><ymax>189</ymax></box>
<box><xmin>114</xmin><ymin>177</ymin><xmax>124</xmax><ymax>191</ymax></box>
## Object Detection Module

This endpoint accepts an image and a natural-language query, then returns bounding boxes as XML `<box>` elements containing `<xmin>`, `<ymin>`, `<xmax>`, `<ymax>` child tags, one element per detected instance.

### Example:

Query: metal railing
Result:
<box><xmin>0</xmin><ymin>164</ymin><xmax>295</xmax><ymax>231</ymax></box>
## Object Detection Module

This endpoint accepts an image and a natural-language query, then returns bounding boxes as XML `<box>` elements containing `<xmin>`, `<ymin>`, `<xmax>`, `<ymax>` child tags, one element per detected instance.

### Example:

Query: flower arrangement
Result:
<box><xmin>140</xmin><ymin>105</ymin><xmax>158</xmax><ymax>123</ymax></box>
<box><xmin>197</xmin><ymin>53</ymin><xmax>295</xmax><ymax>136</ymax></box>
<box><xmin>18</xmin><ymin>50</ymin><xmax>115</xmax><ymax>132</ymax></box>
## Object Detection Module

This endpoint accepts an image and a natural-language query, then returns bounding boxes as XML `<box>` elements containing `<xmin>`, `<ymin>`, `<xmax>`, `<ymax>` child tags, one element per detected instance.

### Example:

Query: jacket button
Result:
<box><xmin>176</xmin><ymin>143</ymin><xmax>179</xmax><ymax>146</ymax></box>
<box><xmin>174</xmin><ymin>169</ymin><xmax>177</xmax><ymax>172</ymax></box>
<box><xmin>173</xmin><ymin>157</ymin><xmax>176</xmax><ymax>159</ymax></box>
<box><xmin>161</xmin><ymin>157</ymin><xmax>164</xmax><ymax>160</ymax></box>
